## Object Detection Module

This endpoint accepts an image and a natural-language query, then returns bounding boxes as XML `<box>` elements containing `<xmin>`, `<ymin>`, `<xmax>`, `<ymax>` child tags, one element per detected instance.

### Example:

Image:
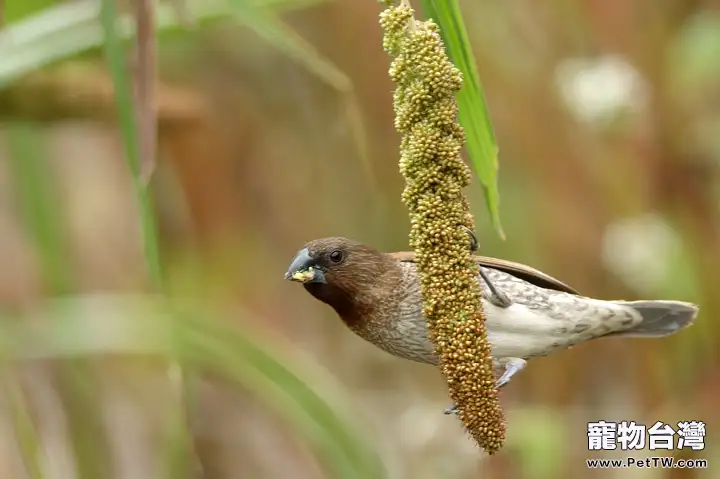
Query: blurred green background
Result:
<box><xmin>0</xmin><ymin>0</ymin><xmax>718</xmax><ymax>478</ymax></box>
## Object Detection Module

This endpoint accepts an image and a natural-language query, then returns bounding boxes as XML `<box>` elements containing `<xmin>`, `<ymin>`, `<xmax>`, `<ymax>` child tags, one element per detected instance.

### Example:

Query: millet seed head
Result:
<box><xmin>379</xmin><ymin>0</ymin><xmax>506</xmax><ymax>453</ymax></box>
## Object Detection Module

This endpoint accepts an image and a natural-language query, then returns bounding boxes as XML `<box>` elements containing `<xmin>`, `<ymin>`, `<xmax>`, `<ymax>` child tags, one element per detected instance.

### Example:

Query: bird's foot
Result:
<box><xmin>460</xmin><ymin>226</ymin><xmax>513</xmax><ymax>309</ymax></box>
<box><xmin>444</xmin><ymin>405</ymin><xmax>459</xmax><ymax>415</ymax></box>
<box><xmin>443</xmin><ymin>358</ymin><xmax>527</xmax><ymax>415</ymax></box>
<box><xmin>496</xmin><ymin>357</ymin><xmax>527</xmax><ymax>388</ymax></box>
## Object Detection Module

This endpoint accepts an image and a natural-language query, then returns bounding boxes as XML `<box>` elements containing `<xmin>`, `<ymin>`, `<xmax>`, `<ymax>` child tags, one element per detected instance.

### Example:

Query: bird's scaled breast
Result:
<box><xmin>357</xmin><ymin>310</ymin><xmax>439</xmax><ymax>364</ymax></box>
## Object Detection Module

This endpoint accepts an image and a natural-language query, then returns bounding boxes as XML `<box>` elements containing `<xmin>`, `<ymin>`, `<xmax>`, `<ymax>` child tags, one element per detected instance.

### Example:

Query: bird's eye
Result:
<box><xmin>329</xmin><ymin>249</ymin><xmax>345</xmax><ymax>263</ymax></box>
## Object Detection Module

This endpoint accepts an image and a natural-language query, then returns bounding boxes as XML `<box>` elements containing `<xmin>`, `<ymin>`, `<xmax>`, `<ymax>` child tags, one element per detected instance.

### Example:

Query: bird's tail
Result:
<box><xmin>609</xmin><ymin>300</ymin><xmax>698</xmax><ymax>338</ymax></box>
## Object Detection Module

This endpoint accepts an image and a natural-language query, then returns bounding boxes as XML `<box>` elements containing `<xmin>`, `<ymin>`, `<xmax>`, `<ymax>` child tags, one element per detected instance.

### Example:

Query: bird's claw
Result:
<box><xmin>460</xmin><ymin>226</ymin><xmax>513</xmax><ymax>309</ymax></box>
<box><xmin>460</xmin><ymin>225</ymin><xmax>479</xmax><ymax>253</ymax></box>
<box><xmin>443</xmin><ymin>358</ymin><xmax>527</xmax><ymax>415</ymax></box>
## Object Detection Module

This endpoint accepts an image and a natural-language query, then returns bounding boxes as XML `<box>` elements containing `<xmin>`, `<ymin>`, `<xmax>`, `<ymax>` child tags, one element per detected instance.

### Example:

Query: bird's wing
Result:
<box><xmin>388</xmin><ymin>251</ymin><xmax>579</xmax><ymax>295</ymax></box>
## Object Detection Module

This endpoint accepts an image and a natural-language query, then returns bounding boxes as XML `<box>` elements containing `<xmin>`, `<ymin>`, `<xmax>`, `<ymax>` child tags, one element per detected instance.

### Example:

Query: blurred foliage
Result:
<box><xmin>0</xmin><ymin>0</ymin><xmax>719</xmax><ymax>478</ymax></box>
<box><xmin>0</xmin><ymin>295</ymin><xmax>386</xmax><ymax>478</ymax></box>
<box><xmin>1</xmin><ymin>0</ymin><xmax>385</xmax><ymax>478</ymax></box>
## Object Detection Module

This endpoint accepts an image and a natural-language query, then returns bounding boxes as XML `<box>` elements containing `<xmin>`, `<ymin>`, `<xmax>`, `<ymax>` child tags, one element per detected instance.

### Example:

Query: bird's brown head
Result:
<box><xmin>284</xmin><ymin>237</ymin><xmax>398</xmax><ymax>320</ymax></box>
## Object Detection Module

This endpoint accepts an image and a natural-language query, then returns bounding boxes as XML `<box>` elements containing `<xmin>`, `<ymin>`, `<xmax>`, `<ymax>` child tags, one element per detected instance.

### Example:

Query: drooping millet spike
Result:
<box><xmin>379</xmin><ymin>0</ymin><xmax>506</xmax><ymax>453</ymax></box>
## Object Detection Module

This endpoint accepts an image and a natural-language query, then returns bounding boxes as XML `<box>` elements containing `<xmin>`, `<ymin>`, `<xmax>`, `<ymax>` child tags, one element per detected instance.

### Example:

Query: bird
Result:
<box><xmin>284</xmin><ymin>234</ymin><xmax>698</xmax><ymax>409</ymax></box>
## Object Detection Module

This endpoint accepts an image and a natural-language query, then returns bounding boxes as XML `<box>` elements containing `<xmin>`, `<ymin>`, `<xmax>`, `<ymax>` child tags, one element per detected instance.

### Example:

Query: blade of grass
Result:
<box><xmin>419</xmin><ymin>0</ymin><xmax>504</xmax><ymax>237</ymax></box>
<box><xmin>99</xmin><ymin>1</ymin><xmax>196</xmax><ymax>477</ymax></box>
<box><xmin>99</xmin><ymin>0</ymin><xmax>162</xmax><ymax>284</ymax></box>
<box><xmin>134</xmin><ymin>0</ymin><xmax>158</xmax><ymax>182</ymax></box>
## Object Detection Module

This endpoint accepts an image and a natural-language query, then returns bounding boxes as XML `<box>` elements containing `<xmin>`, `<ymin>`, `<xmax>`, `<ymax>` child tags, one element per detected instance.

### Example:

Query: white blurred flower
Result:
<box><xmin>602</xmin><ymin>213</ymin><xmax>682</xmax><ymax>295</ymax></box>
<box><xmin>556</xmin><ymin>55</ymin><xmax>647</xmax><ymax>123</ymax></box>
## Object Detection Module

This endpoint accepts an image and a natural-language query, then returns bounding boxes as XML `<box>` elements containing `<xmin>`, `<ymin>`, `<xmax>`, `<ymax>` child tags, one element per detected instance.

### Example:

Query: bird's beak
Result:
<box><xmin>284</xmin><ymin>248</ymin><xmax>327</xmax><ymax>284</ymax></box>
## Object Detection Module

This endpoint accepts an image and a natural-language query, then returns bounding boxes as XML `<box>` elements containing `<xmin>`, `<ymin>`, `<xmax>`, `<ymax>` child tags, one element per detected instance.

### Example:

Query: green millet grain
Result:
<box><xmin>379</xmin><ymin>0</ymin><xmax>506</xmax><ymax>454</ymax></box>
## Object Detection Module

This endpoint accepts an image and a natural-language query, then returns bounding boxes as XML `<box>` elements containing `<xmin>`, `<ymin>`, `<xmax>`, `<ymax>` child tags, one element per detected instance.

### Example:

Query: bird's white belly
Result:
<box><xmin>483</xmin><ymin>302</ymin><xmax>570</xmax><ymax>359</ymax></box>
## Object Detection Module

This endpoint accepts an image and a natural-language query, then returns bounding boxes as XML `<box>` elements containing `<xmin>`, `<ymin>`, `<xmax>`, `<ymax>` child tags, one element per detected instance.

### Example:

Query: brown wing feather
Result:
<box><xmin>388</xmin><ymin>251</ymin><xmax>579</xmax><ymax>295</ymax></box>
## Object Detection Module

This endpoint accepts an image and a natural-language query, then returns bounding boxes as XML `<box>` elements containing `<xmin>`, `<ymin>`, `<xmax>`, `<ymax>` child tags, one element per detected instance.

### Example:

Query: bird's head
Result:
<box><xmin>284</xmin><ymin>237</ymin><xmax>396</xmax><ymax>315</ymax></box>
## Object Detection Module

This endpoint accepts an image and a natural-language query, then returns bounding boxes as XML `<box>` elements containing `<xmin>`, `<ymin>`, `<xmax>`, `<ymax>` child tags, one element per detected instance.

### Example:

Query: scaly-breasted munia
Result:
<box><xmin>285</xmin><ymin>236</ymin><xmax>698</xmax><ymax>395</ymax></box>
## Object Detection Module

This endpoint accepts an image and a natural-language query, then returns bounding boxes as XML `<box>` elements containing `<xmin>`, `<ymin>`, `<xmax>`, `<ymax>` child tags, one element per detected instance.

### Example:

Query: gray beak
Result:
<box><xmin>284</xmin><ymin>248</ymin><xmax>327</xmax><ymax>284</ymax></box>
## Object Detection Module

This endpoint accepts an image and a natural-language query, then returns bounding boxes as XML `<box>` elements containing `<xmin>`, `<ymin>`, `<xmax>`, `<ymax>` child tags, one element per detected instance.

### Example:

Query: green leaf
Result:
<box><xmin>419</xmin><ymin>0</ymin><xmax>504</xmax><ymax>238</ymax></box>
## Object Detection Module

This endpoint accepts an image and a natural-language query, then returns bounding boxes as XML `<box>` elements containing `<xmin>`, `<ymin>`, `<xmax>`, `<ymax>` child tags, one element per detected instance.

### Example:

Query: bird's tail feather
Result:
<box><xmin>610</xmin><ymin>300</ymin><xmax>698</xmax><ymax>338</ymax></box>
